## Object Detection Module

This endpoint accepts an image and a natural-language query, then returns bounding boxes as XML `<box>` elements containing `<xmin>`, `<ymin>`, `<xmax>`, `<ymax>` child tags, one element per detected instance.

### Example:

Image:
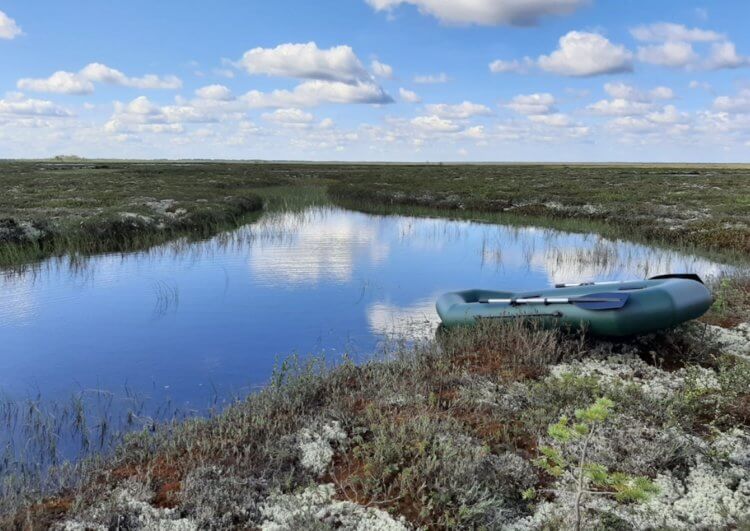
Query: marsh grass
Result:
<box><xmin>703</xmin><ymin>270</ymin><xmax>750</xmax><ymax>328</ymax></box>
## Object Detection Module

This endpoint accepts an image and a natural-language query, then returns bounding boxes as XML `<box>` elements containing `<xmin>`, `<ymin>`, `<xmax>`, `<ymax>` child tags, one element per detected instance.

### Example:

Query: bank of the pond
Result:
<box><xmin>4</xmin><ymin>162</ymin><xmax>750</xmax><ymax>267</ymax></box>
<box><xmin>327</xmin><ymin>164</ymin><xmax>750</xmax><ymax>258</ymax></box>
<box><xmin>4</xmin><ymin>311</ymin><xmax>750</xmax><ymax>529</ymax></box>
<box><xmin>0</xmin><ymin>161</ymin><xmax>311</xmax><ymax>267</ymax></box>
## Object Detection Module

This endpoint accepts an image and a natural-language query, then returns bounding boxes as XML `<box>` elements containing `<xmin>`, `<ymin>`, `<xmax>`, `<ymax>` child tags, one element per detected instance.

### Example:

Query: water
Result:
<box><xmin>0</xmin><ymin>206</ymin><xmax>728</xmax><ymax>408</ymax></box>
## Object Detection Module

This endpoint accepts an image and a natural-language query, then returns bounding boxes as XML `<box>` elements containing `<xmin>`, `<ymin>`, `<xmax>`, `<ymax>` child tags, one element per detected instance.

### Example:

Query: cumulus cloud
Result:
<box><xmin>587</xmin><ymin>82</ymin><xmax>677</xmax><ymax>117</ymax></box>
<box><xmin>17</xmin><ymin>71</ymin><xmax>95</xmax><ymax>95</ymax></box>
<box><xmin>489</xmin><ymin>57</ymin><xmax>533</xmax><ymax>74</ymax></box>
<box><xmin>0</xmin><ymin>93</ymin><xmax>72</xmax><ymax>117</ymax></box>
<box><xmin>410</xmin><ymin>115</ymin><xmax>462</xmax><ymax>132</ymax></box>
<box><xmin>632</xmin><ymin>22</ymin><xmax>747</xmax><ymax>71</ymax></box>
<box><xmin>630</xmin><ymin>23</ymin><xmax>723</xmax><ymax>43</ymax></box>
<box><xmin>239</xmin><ymin>42</ymin><xmax>371</xmax><ymax>84</ymax></box>
<box><xmin>588</xmin><ymin>98</ymin><xmax>653</xmax><ymax>116</ymax></box>
<box><xmin>604</xmin><ymin>82</ymin><xmax>673</xmax><ymax>101</ymax></box>
<box><xmin>17</xmin><ymin>63</ymin><xmax>182</xmax><ymax>95</ymax></box>
<box><xmin>365</xmin><ymin>0</ymin><xmax>589</xmax><ymax>26</ymax></box>
<box><xmin>241</xmin><ymin>79</ymin><xmax>393</xmax><ymax>107</ymax></box>
<box><xmin>236</xmin><ymin>42</ymin><xmax>392</xmax><ymax>107</ymax></box>
<box><xmin>399</xmin><ymin>88</ymin><xmax>421</xmax><ymax>103</ymax></box>
<box><xmin>713</xmin><ymin>89</ymin><xmax>750</xmax><ymax>114</ymax></box>
<box><xmin>646</xmin><ymin>105</ymin><xmax>688</xmax><ymax>124</ymax></box>
<box><xmin>538</xmin><ymin>31</ymin><xmax>633</xmax><ymax>76</ymax></box>
<box><xmin>195</xmin><ymin>84</ymin><xmax>234</xmax><ymax>101</ymax></box>
<box><xmin>413</xmin><ymin>73</ymin><xmax>449</xmax><ymax>84</ymax></box>
<box><xmin>705</xmin><ymin>41</ymin><xmax>747</xmax><ymax>69</ymax></box>
<box><xmin>0</xmin><ymin>10</ymin><xmax>22</xmax><ymax>39</ymax></box>
<box><xmin>80</xmin><ymin>63</ymin><xmax>182</xmax><ymax>89</ymax></box>
<box><xmin>506</xmin><ymin>93</ymin><xmax>556</xmax><ymax>115</ymax></box>
<box><xmin>262</xmin><ymin>108</ymin><xmax>315</xmax><ymax>124</ymax></box>
<box><xmin>637</xmin><ymin>41</ymin><xmax>698</xmax><ymax>68</ymax></box>
<box><xmin>424</xmin><ymin>101</ymin><xmax>492</xmax><ymax>119</ymax></box>
<box><xmin>528</xmin><ymin>113</ymin><xmax>571</xmax><ymax>127</ymax></box>
<box><xmin>371</xmin><ymin>60</ymin><xmax>394</xmax><ymax>79</ymax></box>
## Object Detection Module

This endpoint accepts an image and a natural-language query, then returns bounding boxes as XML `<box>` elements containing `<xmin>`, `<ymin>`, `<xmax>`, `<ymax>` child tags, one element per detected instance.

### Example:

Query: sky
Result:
<box><xmin>1</xmin><ymin>1</ymin><xmax>750</xmax><ymax>162</ymax></box>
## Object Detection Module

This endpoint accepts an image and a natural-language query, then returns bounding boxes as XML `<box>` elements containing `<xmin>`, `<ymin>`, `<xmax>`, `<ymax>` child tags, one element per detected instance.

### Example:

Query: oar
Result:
<box><xmin>554</xmin><ymin>280</ymin><xmax>626</xmax><ymax>288</ymax></box>
<box><xmin>478</xmin><ymin>292</ymin><xmax>629</xmax><ymax>311</ymax></box>
<box><xmin>556</xmin><ymin>273</ymin><xmax>704</xmax><ymax>288</ymax></box>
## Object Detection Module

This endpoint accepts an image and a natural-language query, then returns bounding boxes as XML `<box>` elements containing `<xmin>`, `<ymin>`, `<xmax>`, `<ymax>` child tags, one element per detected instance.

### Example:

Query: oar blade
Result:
<box><xmin>573</xmin><ymin>292</ymin><xmax>629</xmax><ymax>311</ymax></box>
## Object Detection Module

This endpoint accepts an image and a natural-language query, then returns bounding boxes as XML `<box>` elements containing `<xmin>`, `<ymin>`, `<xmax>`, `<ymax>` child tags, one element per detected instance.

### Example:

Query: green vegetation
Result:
<box><xmin>3</xmin><ymin>161</ymin><xmax>750</xmax><ymax>267</ymax></box>
<box><xmin>532</xmin><ymin>397</ymin><xmax>659</xmax><ymax>530</ymax></box>
<box><xmin>327</xmin><ymin>164</ymin><xmax>750</xmax><ymax>259</ymax></box>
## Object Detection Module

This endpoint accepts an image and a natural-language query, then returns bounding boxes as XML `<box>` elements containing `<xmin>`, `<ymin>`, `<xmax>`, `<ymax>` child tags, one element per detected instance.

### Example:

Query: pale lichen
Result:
<box><xmin>259</xmin><ymin>483</ymin><xmax>408</xmax><ymax>531</ymax></box>
<box><xmin>297</xmin><ymin>420</ymin><xmax>347</xmax><ymax>477</ymax></box>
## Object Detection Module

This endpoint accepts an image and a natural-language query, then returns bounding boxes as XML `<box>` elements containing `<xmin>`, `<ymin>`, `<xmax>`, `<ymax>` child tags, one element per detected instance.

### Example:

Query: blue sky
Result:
<box><xmin>1</xmin><ymin>1</ymin><xmax>750</xmax><ymax>161</ymax></box>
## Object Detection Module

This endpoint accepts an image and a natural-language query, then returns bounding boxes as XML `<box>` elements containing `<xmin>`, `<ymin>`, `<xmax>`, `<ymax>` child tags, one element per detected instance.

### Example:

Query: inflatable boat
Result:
<box><xmin>436</xmin><ymin>274</ymin><xmax>713</xmax><ymax>337</ymax></box>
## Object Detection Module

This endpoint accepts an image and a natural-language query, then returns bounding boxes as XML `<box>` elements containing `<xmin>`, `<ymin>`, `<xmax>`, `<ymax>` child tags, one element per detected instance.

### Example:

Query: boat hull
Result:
<box><xmin>436</xmin><ymin>278</ymin><xmax>713</xmax><ymax>337</ymax></box>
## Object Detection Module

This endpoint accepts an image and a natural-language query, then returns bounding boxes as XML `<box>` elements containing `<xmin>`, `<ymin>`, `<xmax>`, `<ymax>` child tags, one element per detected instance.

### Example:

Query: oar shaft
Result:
<box><xmin>482</xmin><ymin>297</ymin><xmax>620</xmax><ymax>305</ymax></box>
<box><xmin>555</xmin><ymin>280</ymin><xmax>625</xmax><ymax>288</ymax></box>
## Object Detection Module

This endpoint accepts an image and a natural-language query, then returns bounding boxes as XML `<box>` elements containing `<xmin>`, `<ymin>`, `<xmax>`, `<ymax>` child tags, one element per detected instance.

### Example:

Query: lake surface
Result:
<box><xmin>0</xmin><ymin>206</ymin><xmax>728</xmax><ymax>408</ymax></box>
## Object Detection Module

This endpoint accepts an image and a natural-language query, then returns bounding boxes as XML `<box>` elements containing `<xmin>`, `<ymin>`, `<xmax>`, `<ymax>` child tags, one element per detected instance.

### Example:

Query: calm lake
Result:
<box><xmin>0</xmin><ymin>206</ymin><xmax>728</xmax><ymax>409</ymax></box>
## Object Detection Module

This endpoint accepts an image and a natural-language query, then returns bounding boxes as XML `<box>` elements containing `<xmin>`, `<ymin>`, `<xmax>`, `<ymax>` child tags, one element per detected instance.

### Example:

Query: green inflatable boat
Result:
<box><xmin>436</xmin><ymin>274</ymin><xmax>713</xmax><ymax>337</ymax></box>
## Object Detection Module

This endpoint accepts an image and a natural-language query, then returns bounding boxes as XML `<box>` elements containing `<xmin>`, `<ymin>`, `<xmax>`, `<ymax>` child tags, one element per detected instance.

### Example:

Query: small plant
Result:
<box><xmin>532</xmin><ymin>398</ymin><xmax>659</xmax><ymax>531</ymax></box>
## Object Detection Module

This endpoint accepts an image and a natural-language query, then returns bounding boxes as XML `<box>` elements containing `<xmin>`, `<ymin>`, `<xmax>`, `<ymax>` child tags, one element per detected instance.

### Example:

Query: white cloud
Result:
<box><xmin>506</xmin><ymin>93</ymin><xmax>556</xmax><ymax>115</ymax></box>
<box><xmin>588</xmin><ymin>98</ymin><xmax>653</xmax><ymax>116</ymax></box>
<box><xmin>241</xmin><ymin>79</ymin><xmax>393</xmax><ymax>107</ymax></box>
<box><xmin>689</xmin><ymin>80</ymin><xmax>713</xmax><ymax>92</ymax></box>
<box><xmin>604</xmin><ymin>82</ymin><xmax>673</xmax><ymax>101</ymax></box>
<box><xmin>713</xmin><ymin>89</ymin><xmax>750</xmax><ymax>114</ymax></box>
<box><xmin>80</xmin><ymin>63</ymin><xmax>182</xmax><ymax>89</ymax></box>
<box><xmin>646</xmin><ymin>105</ymin><xmax>688</xmax><ymax>124</ymax></box>
<box><xmin>195</xmin><ymin>84</ymin><xmax>234</xmax><ymax>101</ymax></box>
<box><xmin>413</xmin><ymin>73</ymin><xmax>449</xmax><ymax>84</ymax></box>
<box><xmin>18</xmin><ymin>71</ymin><xmax>95</xmax><ymax>95</ymax></box>
<box><xmin>399</xmin><ymin>87</ymin><xmax>421</xmax><ymax>103</ymax></box>
<box><xmin>705</xmin><ymin>41</ymin><xmax>747</xmax><ymax>70</ymax></box>
<box><xmin>489</xmin><ymin>57</ymin><xmax>533</xmax><ymax>73</ymax></box>
<box><xmin>262</xmin><ymin>108</ymin><xmax>315</xmax><ymax>124</ymax></box>
<box><xmin>637</xmin><ymin>41</ymin><xmax>698</xmax><ymax>68</ymax></box>
<box><xmin>235</xmin><ymin>42</ymin><xmax>392</xmax><ymax>107</ymax></box>
<box><xmin>239</xmin><ymin>42</ymin><xmax>371</xmax><ymax>84</ymax></box>
<box><xmin>528</xmin><ymin>113</ymin><xmax>571</xmax><ymax>127</ymax></box>
<box><xmin>538</xmin><ymin>31</ymin><xmax>633</xmax><ymax>76</ymax></box>
<box><xmin>411</xmin><ymin>115</ymin><xmax>462</xmax><ymax>132</ymax></box>
<box><xmin>371</xmin><ymin>60</ymin><xmax>394</xmax><ymax>79</ymax></box>
<box><xmin>424</xmin><ymin>101</ymin><xmax>492</xmax><ymax>119</ymax></box>
<box><xmin>630</xmin><ymin>23</ymin><xmax>723</xmax><ymax>43</ymax></box>
<box><xmin>0</xmin><ymin>93</ymin><xmax>72</xmax><ymax>117</ymax></box>
<box><xmin>0</xmin><ymin>10</ymin><xmax>22</xmax><ymax>39</ymax></box>
<box><xmin>365</xmin><ymin>0</ymin><xmax>589</xmax><ymax>26</ymax></box>
<box><xmin>631</xmin><ymin>23</ymin><xmax>747</xmax><ymax>71</ymax></box>
<box><xmin>649</xmin><ymin>86</ymin><xmax>675</xmax><ymax>100</ymax></box>
<box><xmin>18</xmin><ymin>63</ymin><xmax>182</xmax><ymax>95</ymax></box>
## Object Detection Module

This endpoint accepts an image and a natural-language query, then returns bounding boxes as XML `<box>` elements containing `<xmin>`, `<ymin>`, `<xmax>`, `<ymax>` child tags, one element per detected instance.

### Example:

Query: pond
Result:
<box><xmin>0</xmin><ymin>206</ymin><xmax>728</xmax><ymax>410</ymax></box>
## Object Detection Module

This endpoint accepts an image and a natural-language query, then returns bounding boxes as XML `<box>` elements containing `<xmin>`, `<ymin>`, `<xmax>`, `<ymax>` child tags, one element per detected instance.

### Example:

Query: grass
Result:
<box><xmin>3</xmin><ymin>161</ymin><xmax>750</xmax><ymax>267</ymax></box>
<box><xmin>326</xmin><ymin>163</ymin><xmax>750</xmax><ymax>260</ymax></box>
